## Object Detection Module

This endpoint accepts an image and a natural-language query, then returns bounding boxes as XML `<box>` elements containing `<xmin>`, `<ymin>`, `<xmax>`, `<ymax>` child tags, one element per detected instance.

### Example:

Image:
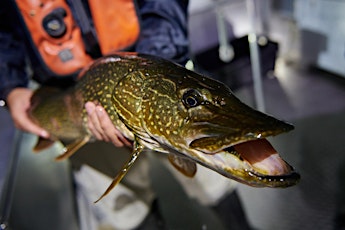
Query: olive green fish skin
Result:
<box><xmin>29</xmin><ymin>52</ymin><xmax>299</xmax><ymax>188</ymax></box>
<box><xmin>29</xmin><ymin>86</ymin><xmax>87</xmax><ymax>142</ymax></box>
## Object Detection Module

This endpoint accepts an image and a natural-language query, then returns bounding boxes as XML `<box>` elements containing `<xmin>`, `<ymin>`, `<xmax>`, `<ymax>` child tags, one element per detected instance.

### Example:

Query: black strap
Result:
<box><xmin>67</xmin><ymin>0</ymin><xmax>101</xmax><ymax>58</ymax></box>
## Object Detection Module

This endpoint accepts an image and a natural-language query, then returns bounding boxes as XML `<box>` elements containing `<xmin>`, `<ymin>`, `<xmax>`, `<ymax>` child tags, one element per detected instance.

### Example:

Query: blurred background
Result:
<box><xmin>1</xmin><ymin>0</ymin><xmax>345</xmax><ymax>229</ymax></box>
<box><xmin>188</xmin><ymin>0</ymin><xmax>345</xmax><ymax>229</ymax></box>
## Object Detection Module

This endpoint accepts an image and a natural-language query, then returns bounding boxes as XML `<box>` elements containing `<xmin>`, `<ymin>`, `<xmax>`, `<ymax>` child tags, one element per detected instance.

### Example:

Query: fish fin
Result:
<box><xmin>33</xmin><ymin>137</ymin><xmax>55</xmax><ymax>152</ymax></box>
<box><xmin>94</xmin><ymin>138</ymin><xmax>144</xmax><ymax>203</ymax></box>
<box><xmin>55</xmin><ymin>136</ymin><xmax>91</xmax><ymax>161</ymax></box>
<box><xmin>168</xmin><ymin>154</ymin><xmax>197</xmax><ymax>178</ymax></box>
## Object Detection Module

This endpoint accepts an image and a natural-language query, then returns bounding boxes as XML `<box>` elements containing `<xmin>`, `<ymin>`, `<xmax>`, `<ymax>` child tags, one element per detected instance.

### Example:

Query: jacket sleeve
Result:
<box><xmin>135</xmin><ymin>0</ymin><xmax>189</xmax><ymax>65</ymax></box>
<box><xmin>0</xmin><ymin>2</ymin><xmax>29</xmax><ymax>103</ymax></box>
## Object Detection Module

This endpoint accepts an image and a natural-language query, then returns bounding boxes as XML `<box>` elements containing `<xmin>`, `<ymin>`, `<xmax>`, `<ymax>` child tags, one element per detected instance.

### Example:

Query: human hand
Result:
<box><xmin>85</xmin><ymin>101</ymin><xmax>132</xmax><ymax>147</ymax></box>
<box><xmin>6</xmin><ymin>88</ymin><xmax>49</xmax><ymax>138</ymax></box>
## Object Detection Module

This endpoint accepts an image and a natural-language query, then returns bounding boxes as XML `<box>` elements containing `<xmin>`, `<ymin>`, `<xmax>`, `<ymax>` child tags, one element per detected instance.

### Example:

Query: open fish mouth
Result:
<box><xmin>193</xmin><ymin>137</ymin><xmax>300</xmax><ymax>187</ymax></box>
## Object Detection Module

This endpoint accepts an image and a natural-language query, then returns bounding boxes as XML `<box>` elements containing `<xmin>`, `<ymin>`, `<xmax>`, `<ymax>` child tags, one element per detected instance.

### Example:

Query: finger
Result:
<box><xmin>95</xmin><ymin>105</ymin><xmax>124</xmax><ymax>147</ymax></box>
<box><xmin>95</xmin><ymin>105</ymin><xmax>132</xmax><ymax>147</ymax></box>
<box><xmin>86</xmin><ymin>115</ymin><xmax>103</xmax><ymax>140</ymax></box>
<box><xmin>14</xmin><ymin>113</ymin><xmax>49</xmax><ymax>138</ymax></box>
<box><xmin>113</xmin><ymin>129</ymin><xmax>133</xmax><ymax>147</ymax></box>
<box><xmin>85</xmin><ymin>102</ymin><xmax>102</xmax><ymax>140</ymax></box>
<box><xmin>6</xmin><ymin>88</ymin><xmax>49</xmax><ymax>138</ymax></box>
<box><xmin>85</xmin><ymin>102</ymin><xmax>109</xmax><ymax>141</ymax></box>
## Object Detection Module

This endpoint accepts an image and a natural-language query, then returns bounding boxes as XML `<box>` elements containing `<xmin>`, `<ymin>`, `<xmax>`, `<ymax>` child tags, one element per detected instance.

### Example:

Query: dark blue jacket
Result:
<box><xmin>0</xmin><ymin>0</ymin><xmax>189</xmax><ymax>102</ymax></box>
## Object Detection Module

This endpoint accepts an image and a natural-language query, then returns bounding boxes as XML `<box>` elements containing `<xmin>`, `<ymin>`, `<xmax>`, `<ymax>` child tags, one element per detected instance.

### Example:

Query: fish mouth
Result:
<box><xmin>190</xmin><ymin>137</ymin><xmax>300</xmax><ymax>188</ymax></box>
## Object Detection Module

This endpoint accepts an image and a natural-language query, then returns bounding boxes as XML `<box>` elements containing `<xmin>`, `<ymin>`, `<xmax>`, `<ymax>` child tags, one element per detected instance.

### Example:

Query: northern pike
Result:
<box><xmin>29</xmin><ymin>52</ymin><xmax>300</xmax><ymax>201</ymax></box>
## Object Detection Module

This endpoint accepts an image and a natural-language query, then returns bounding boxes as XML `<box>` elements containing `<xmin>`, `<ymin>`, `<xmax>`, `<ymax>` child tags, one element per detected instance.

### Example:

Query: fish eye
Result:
<box><xmin>182</xmin><ymin>89</ymin><xmax>201</xmax><ymax>108</ymax></box>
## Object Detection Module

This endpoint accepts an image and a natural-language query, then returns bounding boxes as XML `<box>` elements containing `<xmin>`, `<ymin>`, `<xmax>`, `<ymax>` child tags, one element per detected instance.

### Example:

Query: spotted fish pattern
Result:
<box><xmin>29</xmin><ymin>52</ymin><xmax>300</xmax><ymax>201</ymax></box>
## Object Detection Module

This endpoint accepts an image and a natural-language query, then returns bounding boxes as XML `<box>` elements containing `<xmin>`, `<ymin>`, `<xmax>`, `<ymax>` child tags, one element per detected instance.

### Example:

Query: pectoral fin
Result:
<box><xmin>94</xmin><ymin>138</ymin><xmax>144</xmax><ymax>203</ymax></box>
<box><xmin>33</xmin><ymin>137</ymin><xmax>56</xmax><ymax>152</ymax></box>
<box><xmin>168</xmin><ymin>154</ymin><xmax>197</xmax><ymax>178</ymax></box>
<box><xmin>55</xmin><ymin>135</ymin><xmax>91</xmax><ymax>161</ymax></box>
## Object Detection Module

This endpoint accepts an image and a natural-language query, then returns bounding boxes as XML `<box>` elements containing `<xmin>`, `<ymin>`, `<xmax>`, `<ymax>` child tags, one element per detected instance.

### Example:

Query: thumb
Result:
<box><xmin>14</xmin><ymin>112</ymin><xmax>49</xmax><ymax>138</ymax></box>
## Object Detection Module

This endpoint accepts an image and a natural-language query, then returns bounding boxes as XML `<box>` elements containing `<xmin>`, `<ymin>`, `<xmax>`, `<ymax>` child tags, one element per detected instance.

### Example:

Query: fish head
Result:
<box><xmin>139</xmin><ymin>60</ymin><xmax>299</xmax><ymax>188</ymax></box>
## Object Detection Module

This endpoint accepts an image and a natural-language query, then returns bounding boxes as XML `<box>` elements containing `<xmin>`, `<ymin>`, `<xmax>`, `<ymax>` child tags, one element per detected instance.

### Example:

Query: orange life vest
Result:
<box><xmin>14</xmin><ymin>0</ymin><xmax>140</xmax><ymax>77</ymax></box>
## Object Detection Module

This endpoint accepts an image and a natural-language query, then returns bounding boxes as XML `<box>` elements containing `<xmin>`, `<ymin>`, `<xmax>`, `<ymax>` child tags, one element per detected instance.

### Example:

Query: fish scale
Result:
<box><xmin>28</xmin><ymin>52</ymin><xmax>300</xmax><ymax>201</ymax></box>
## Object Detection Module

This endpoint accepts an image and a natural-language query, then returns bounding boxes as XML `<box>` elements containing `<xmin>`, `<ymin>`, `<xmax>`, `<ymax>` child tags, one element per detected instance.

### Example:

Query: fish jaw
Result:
<box><xmin>178</xmin><ymin>113</ymin><xmax>299</xmax><ymax>188</ymax></box>
<box><xmin>180</xmin><ymin>91</ymin><xmax>300</xmax><ymax>187</ymax></box>
<box><xmin>187</xmin><ymin>138</ymin><xmax>300</xmax><ymax>188</ymax></box>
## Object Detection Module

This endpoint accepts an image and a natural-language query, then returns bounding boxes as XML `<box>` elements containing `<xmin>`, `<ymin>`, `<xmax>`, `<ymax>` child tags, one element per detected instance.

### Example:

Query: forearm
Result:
<box><xmin>0</xmin><ymin>2</ymin><xmax>29</xmax><ymax>103</ymax></box>
<box><xmin>0</xmin><ymin>66</ymin><xmax>29</xmax><ymax>103</ymax></box>
<box><xmin>0</xmin><ymin>34</ymin><xmax>29</xmax><ymax>103</ymax></box>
